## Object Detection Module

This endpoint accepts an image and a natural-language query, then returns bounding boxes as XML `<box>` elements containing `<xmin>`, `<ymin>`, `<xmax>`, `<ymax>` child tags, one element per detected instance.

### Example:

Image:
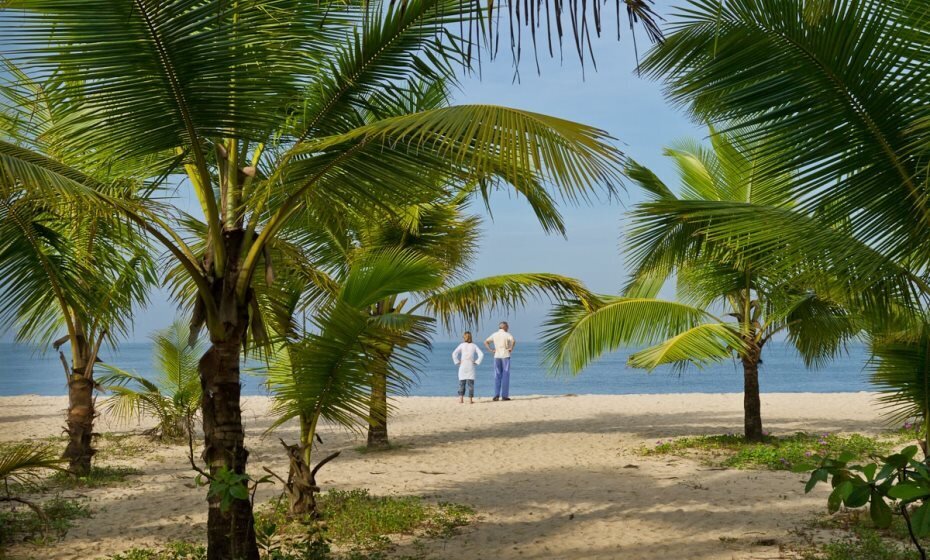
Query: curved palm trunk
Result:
<box><xmin>741</xmin><ymin>346</ymin><xmax>764</xmax><ymax>442</ymax></box>
<box><xmin>198</xmin><ymin>231</ymin><xmax>259</xmax><ymax>560</ymax></box>
<box><xmin>63</xmin><ymin>338</ymin><xmax>95</xmax><ymax>476</ymax></box>
<box><xmin>367</xmin><ymin>371</ymin><xmax>390</xmax><ymax>449</ymax></box>
<box><xmin>64</xmin><ymin>367</ymin><xmax>95</xmax><ymax>475</ymax></box>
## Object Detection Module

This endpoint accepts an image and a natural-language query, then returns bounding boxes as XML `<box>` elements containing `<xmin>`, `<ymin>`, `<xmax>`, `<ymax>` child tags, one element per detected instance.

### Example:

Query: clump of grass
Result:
<box><xmin>104</xmin><ymin>542</ymin><xmax>207</xmax><ymax>560</ymax></box>
<box><xmin>95</xmin><ymin>433</ymin><xmax>159</xmax><ymax>461</ymax></box>
<box><xmin>422</xmin><ymin>502</ymin><xmax>475</xmax><ymax>538</ymax></box>
<box><xmin>0</xmin><ymin>496</ymin><xmax>91</xmax><ymax>545</ymax></box>
<box><xmin>320</xmin><ymin>489</ymin><xmax>427</xmax><ymax>546</ymax></box>
<box><xmin>255</xmin><ymin>490</ymin><xmax>475</xmax><ymax>555</ymax></box>
<box><xmin>49</xmin><ymin>465</ymin><xmax>143</xmax><ymax>488</ymax></box>
<box><xmin>640</xmin><ymin>432</ymin><xmax>893</xmax><ymax>470</ymax></box>
<box><xmin>799</xmin><ymin>527</ymin><xmax>919</xmax><ymax>560</ymax></box>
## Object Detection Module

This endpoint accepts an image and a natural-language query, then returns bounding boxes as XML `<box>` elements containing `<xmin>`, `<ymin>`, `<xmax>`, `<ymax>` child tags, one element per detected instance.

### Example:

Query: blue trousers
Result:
<box><xmin>494</xmin><ymin>358</ymin><xmax>511</xmax><ymax>398</ymax></box>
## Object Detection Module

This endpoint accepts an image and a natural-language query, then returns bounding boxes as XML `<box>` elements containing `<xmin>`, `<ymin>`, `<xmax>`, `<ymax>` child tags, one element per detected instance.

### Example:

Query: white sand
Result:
<box><xmin>0</xmin><ymin>392</ymin><xmax>888</xmax><ymax>559</ymax></box>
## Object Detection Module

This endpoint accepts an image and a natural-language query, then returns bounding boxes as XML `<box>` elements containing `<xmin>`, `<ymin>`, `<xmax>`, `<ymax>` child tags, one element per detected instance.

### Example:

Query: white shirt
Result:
<box><xmin>452</xmin><ymin>342</ymin><xmax>483</xmax><ymax>380</ymax></box>
<box><xmin>485</xmin><ymin>329</ymin><xmax>515</xmax><ymax>359</ymax></box>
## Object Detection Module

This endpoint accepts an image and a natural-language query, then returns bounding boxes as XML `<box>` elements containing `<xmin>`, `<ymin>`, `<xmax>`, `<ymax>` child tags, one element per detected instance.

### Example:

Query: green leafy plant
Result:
<box><xmin>202</xmin><ymin>467</ymin><xmax>253</xmax><ymax>514</ymax></box>
<box><xmin>804</xmin><ymin>446</ymin><xmax>930</xmax><ymax>559</ymax></box>
<box><xmin>97</xmin><ymin>320</ymin><xmax>206</xmax><ymax>441</ymax></box>
<box><xmin>0</xmin><ymin>496</ymin><xmax>91</xmax><ymax>545</ymax></box>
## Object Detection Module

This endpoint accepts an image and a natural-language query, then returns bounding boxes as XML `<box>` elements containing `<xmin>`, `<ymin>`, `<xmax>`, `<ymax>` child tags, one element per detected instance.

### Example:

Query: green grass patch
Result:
<box><xmin>320</xmin><ymin>489</ymin><xmax>428</xmax><ymax>545</ymax></box>
<box><xmin>104</xmin><ymin>542</ymin><xmax>207</xmax><ymax>560</ymax></box>
<box><xmin>640</xmin><ymin>432</ymin><xmax>894</xmax><ymax>470</ymax></box>
<box><xmin>48</xmin><ymin>465</ymin><xmax>144</xmax><ymax>488</ymax></box>
<box><xmin>255</xmin><ymin>489</ymin><xmax>475</xmax><ymax>556</ymax></box>
<box><xmin>95</xmin><ymin>433</ymin><xmax>159</xmax><ymax>461</ymax></box>
<box><xmin>800</xmin><ymin>528</ymin><xmax>918</xmax><ymax>560</ymax></box>
<box><xmin>0</xmin><ymin>496</ymin><xmax>92</xmax><ymax>545</ymax></box>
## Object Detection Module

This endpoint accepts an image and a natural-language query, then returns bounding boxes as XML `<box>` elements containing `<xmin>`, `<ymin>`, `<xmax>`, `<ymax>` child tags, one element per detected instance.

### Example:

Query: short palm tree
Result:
<box><xmin>544</xmin><ymin>132</ymin><xmax>856</xmax><ymax>441</ymax></box>
<box><xmin>97</xmin><ymin>321</ymin><xmax>208</xmax><ymax>442</ymax></box>
<box><xmin>264</xmin><ymin>249</ymin><xmax>441</xmax><ymax>514</ymax></box>
<box><xmin>0</xmin><ymin>1</ymin><xmax>627</xmax><ymax>555</ymax></box>
<box><xmin>284</xmin><ymin>182</ymin><xmax>595</xmax><ymax>449</ymax></box>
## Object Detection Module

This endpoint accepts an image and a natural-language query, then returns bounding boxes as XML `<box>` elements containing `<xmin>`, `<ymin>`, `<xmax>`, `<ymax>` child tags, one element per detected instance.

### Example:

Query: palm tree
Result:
<box><xmin>278</xmin><ymin>174</ymin><xmax>595</xmax><ymax>449</ymax></box>
<box><xmin>0</xmin><ymin>1</ymin><xmax>626</xmax><ymax>555</ymax></box>
<box><xmin>543</xmin><ymin>132</ymin><xmax>856</xmax><ymax>441</ymax></box>
<box><xmin>633</xmin><ymin>0</ymin><xmax>930</xmax><ymax>439</ymax></box>
<box><xmin>97</xmin><ymin>321</ymin><xmax>208</xmax><ymax>441</ymax></box>
<box><xmin>0</xmin><ymin>64</ymin><xmax>156</xmax><ymax>476</ymax></box>
<box><xmin>636</xmin><ymin>0</ymin><xmax>930</xmax><ymax>317</ymax></box>
<box><xmin>264</xmin><ymin>249</ymin><xmax>441</xmax><ymax>514</ymax></box>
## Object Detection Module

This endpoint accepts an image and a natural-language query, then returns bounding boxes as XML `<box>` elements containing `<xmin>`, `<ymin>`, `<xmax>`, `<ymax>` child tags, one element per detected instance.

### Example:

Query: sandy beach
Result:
<box><xmin>0</xmin><ymin>392</ymin><xmax>888</xmax><ymax>559</ymax></box>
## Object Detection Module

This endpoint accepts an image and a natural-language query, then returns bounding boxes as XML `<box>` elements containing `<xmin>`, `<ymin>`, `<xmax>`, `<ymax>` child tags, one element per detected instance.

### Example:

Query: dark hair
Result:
<box><xmin>463</xmin><ymin>332</ymin><xmax>473</xmax><ymax>343</ymax></box>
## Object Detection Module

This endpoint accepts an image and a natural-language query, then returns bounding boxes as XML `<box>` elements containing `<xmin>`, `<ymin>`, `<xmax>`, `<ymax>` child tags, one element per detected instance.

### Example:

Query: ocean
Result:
<box><xmin>0</xmin><ymin>340</ymin><xmax>875</xmax><ymax>397</ymax></box>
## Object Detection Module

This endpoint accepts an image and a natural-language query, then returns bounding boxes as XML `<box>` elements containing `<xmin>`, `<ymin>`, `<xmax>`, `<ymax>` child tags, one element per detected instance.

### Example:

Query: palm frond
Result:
<box><xmin>423</xmin><ymin>273</ymin><xmax>595</xmax><ymax>329</ymax></box>
<box><xmin>542</xmin><ymin>296</ymin><xmax>720</xmax><ymax>374</ymax></box>
<box><xmin>627</xmin><ymin>322</ymin><xmax>744</xmax><ymax>371</ymax></box>
<box><xmin>0</xmin><ymin>443</ymin><xmax>63</xmax><ymax>485</ymax></box>
<box><xmin>869</xmin><ymin>329</ymin><xmax>930</xmax><ymax>426</ymax></box>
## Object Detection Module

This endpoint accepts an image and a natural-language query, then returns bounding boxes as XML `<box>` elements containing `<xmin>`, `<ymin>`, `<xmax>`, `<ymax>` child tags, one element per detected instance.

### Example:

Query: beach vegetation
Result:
<box><xmin>97</xmin><ymin>321</ymin><xmax>207</xmax><ymax>442</ymax></box>
<box><xmin>0</xmin><ymin>66</ymin><xmax>157</xmax><ymax>476</ymax></box>
<box><xmin>0</xmin><ymin>0</ymin><xmax>630</xmax><ymax>552</ymax></box>
<box><xmin>48</xmin><ymin>465</ymin><xmax>144</xmax><ymax>489</ymax></box>
<box><xmin>253</xmin><ymin>489</ymin><xmax>474</xmax><ymax>556</ymax></box>
<box><xmin>0</xmin><ymin>496</ymin><xmax>91</xmax><ymax>546</ymax></box>
<box><xmin>543</xmin><ymin>130</ymin><xmax>857</xmax><ymax>441</ymax></box>
<box><xmin>0</xmin><ymin>442</ymin><xmax>65</xmax><ymax>546</ymax></box>
<box><xmin>641</xmin><ymin>432</ymin><xmax>893</xmax><ymax>471</ymax></box>
<box><xmin>104</xmin><ymin>542</ymin><xmax>207</xmax><ymax>560</ymax></box>
<box><xmin>803</xmin><ymin>445</ymin><xmax>930</xmax><ymax>559</ymax></box>
<box><xmin>800</xmin><ymin>528</ymin><xmax>918</xmax><ymax>560</ymax></box>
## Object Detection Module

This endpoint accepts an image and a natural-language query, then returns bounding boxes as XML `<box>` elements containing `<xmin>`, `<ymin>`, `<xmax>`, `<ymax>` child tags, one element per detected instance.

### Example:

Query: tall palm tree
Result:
<box><xmin>632</xmin><ymin>0</ymin><xmax>930</xmax><ymax>439</ymax></box>
<box><xmin>0</xmin><ymin>1</ymin><xmax>626</xmax><ymax>556</ymax></box>
<box><xmin>543</xmin><ymin>132</ymin><xmax>856</xmax><ymax>441</ymax></box>
<box><xmin>0</xmin><ymin>63</ymin><xmax>156</xmax><ymax>476</ymax></box>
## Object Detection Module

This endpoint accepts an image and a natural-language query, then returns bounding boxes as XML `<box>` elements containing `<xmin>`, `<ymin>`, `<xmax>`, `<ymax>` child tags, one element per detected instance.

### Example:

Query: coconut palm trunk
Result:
<box><xmin>367</xmin><ymin>370</ymin><xmax>390</xmax><ymax>449</ymax></box>
<box><xmin>367</xmin><ymin>300</ymin><xmax>393</xmax><ymax>449</ymax></box>
<box><xmin>197</xmin><ymin>233</ymin><xmax>260</xmax><ymax>560</ymax></box>
<box><xmin>64</xmin><ymin>338</ymin><xmax>96</xmax><ymax>475</ymax></box>
<box><xmin>741</xmin><ymin>344</ymin><xmax>764</xmax><ymax>443</ymax></box>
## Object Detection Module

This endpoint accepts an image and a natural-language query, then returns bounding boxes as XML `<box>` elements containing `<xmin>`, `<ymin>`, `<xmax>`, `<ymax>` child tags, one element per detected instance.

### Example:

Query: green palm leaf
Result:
<box><xmin>0</xmin><ymin>443</ymin><xmax>63</xmax><ymax>485</ymax></box>
<box><xmin>627</xmin><ymin>322</ymin><xmax>745</xmax><ymax>370</ymax></box>
<box><xmin>421</xmin><ymin>273</ymin><xmax>595</xmax><ymax>329</ymax></box>
<box><xmin>542</xmin><ymin>297</ymin><xmax>722</xmax><ymax>374</ymax></box>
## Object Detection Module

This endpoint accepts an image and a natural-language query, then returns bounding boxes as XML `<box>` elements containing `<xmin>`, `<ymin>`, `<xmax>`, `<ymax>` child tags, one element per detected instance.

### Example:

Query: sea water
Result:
<box><xmin>0</xmin><ymin>340</ymin><xmax>874</xmax><ymax>397</ymax></box>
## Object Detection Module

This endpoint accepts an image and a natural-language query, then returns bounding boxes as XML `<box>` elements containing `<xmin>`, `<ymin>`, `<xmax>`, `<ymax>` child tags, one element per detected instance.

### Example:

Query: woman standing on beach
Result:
<box><xmin>452</xmin><ymin>332</ymin><xmax>483</xmax><ymax>404</ymax></box>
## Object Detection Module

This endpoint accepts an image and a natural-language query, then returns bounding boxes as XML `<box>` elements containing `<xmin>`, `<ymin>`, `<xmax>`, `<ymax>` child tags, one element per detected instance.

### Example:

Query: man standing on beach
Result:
<box><xmin>485</xmin><ymin>322</ymin><xmax>516</xmax><ymax>401</ymax></box>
